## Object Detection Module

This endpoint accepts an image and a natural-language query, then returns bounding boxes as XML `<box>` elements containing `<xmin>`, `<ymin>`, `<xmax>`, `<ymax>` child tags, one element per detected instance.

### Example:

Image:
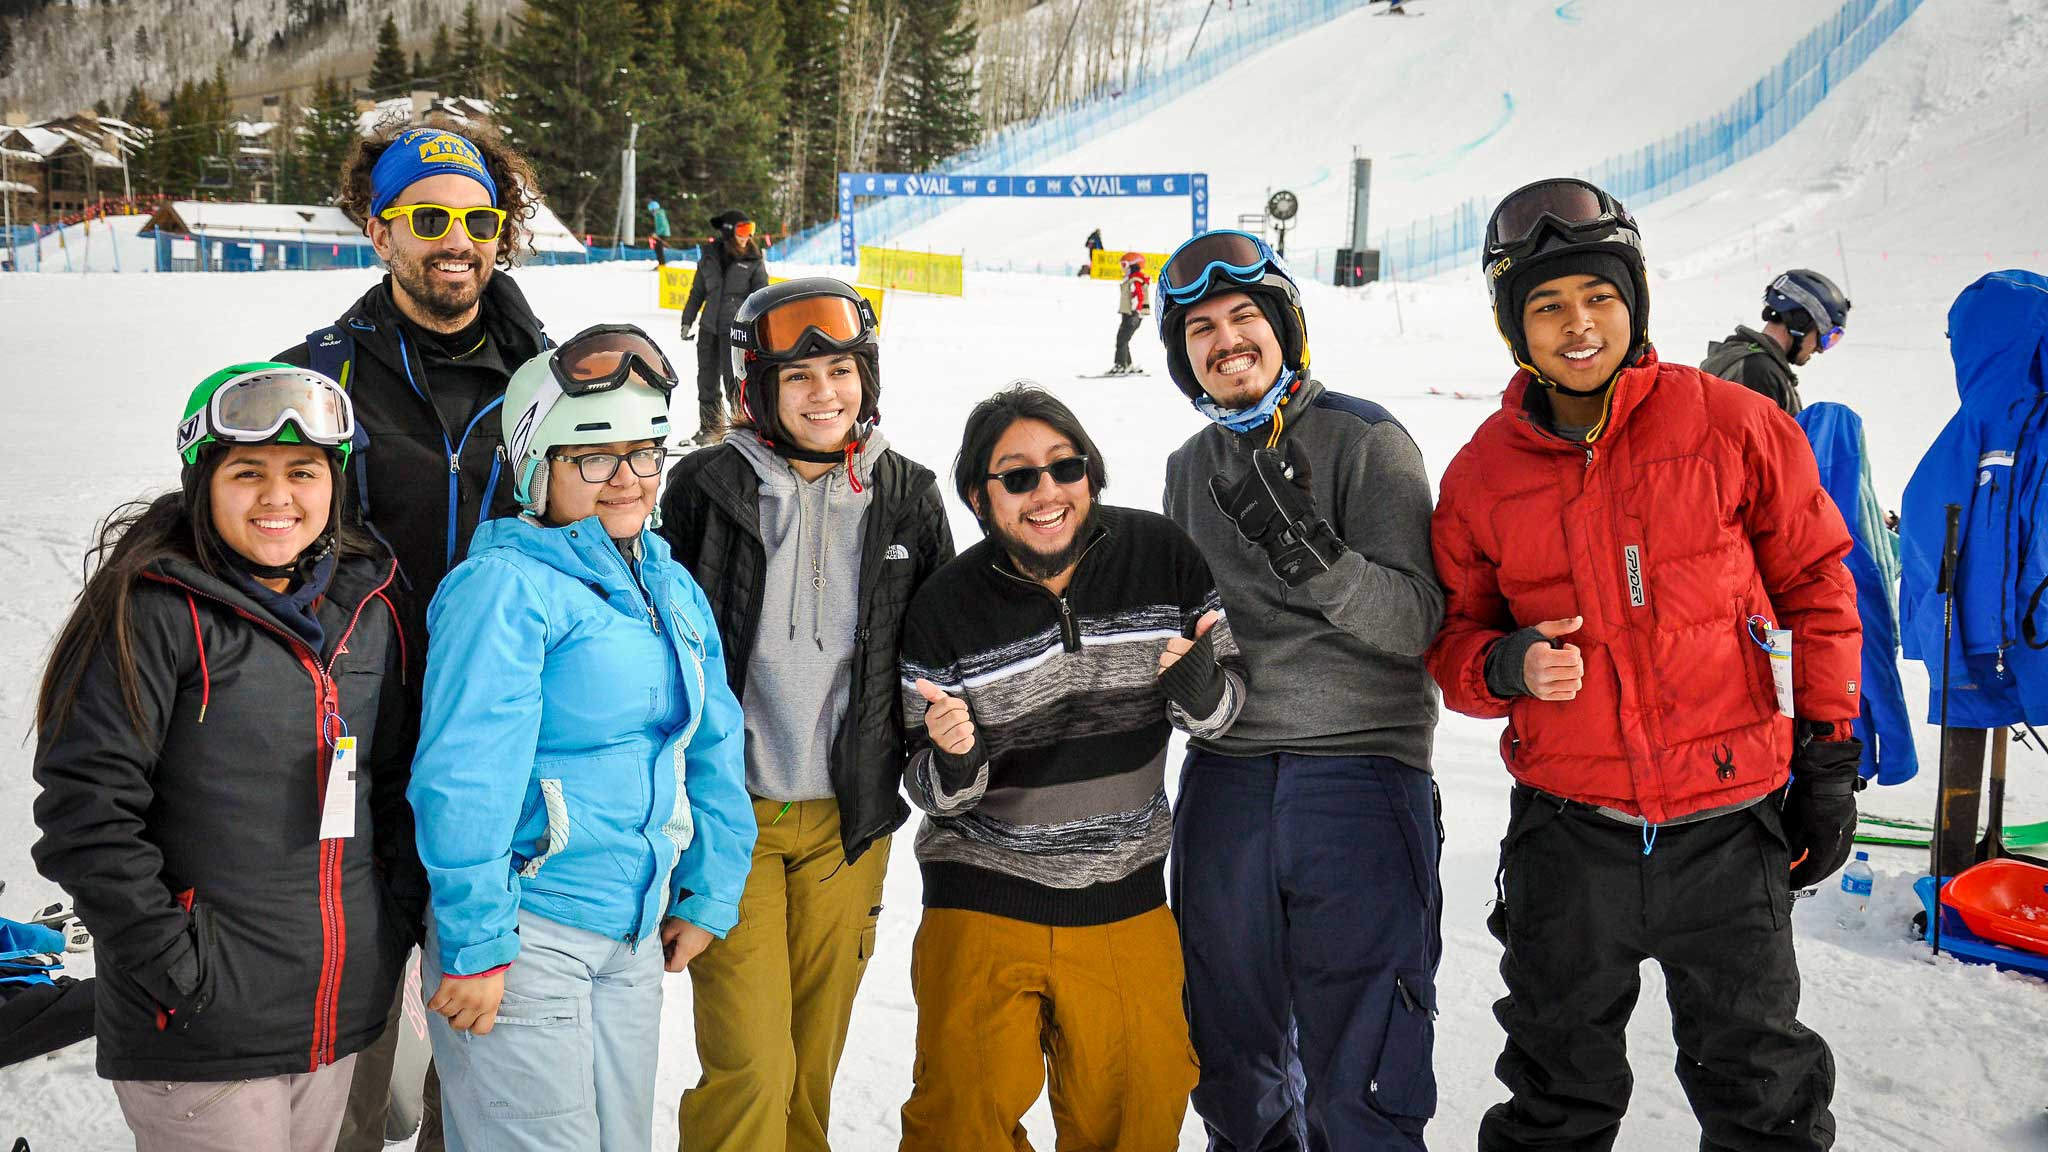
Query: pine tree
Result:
<box><xmin>881</xmin><ymin>0</ymin><xmax>978</xmax><ymax>173</ymax></box>
<box><xmin>369</xmin><ymin>13</ymin><xmax>410</xmax><ymax>99</ymax></box>
<box><xmin>427</xmin><ymin>21</ymin><xmax>454</xmax><ymax>90</ymax></box>
<box><xmin>674</xmin><ymin>0</ymin><xmax>785</xmax><ymax>231</ymax></box>
<box><xmin>291</xmin><ymin>74</ymin><xmax>359</xmax><ymax>204</ymax></box>
<box><xmin>454</xmin><ymin>0</ymin><xmax>488</xmax><ymax>93</ymax></box>
<box><xmin>0</xmin><ymin>19</ymin><xmax>13</xmax><ymax>82</ymax></box>
<box><xmin>101</xmin><ymin>30</ymin><xmax>113</xmax><ymax>65</ymax></box>
<box><xmin>133</xmin><ymin>23</ymin><xmax>147</xmax><ymax>59</ymax></box>
<box><xmin>495</xmin><ymin>0</ymin><xmax>649</xmax><ymax>237</ymax></box>
<box><xmin>774</xmin><ymin>0</ymin><xmax>842</xmax><ymax>232</ymax></box>
<box><xmin>120</xmin><ymin>84</ymin><xmax>169</xmax><ymax>196</ymax></box>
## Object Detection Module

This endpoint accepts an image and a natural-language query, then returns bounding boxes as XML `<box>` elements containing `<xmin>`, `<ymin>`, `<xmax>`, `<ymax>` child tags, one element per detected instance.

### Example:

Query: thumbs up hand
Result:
<box><xmin>1523</xmin><ymin>616</ymin><xmax>1585</xmax><ymax>702</ymax></box>
<box><xmin>914</xmin><ymin>678</ymin><xmax>977</xmax><ymax>757</ymax></box>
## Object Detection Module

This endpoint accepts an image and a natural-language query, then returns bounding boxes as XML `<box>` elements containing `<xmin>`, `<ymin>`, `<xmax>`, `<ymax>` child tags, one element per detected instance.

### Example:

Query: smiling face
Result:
<box><xmin>544</xmin><ymin>439</ymin><xmax>662</xmax><ymax>537</ymax></box>
<box><xmin>208</xmin><ymin>444</ymin><xmax>335</xmax><ymax>576</ymax></box>
<box><xmin>1183</xmin><ymin>291</ymin><xmax>1284</xmax><ymax>409</ymax></box>
<box><xmin>1521</xmin><ymin>273</ymin><xmax>1632</xmax><ymax>387</ymax></box>
<box><xmin>774</xmin><ymin>353</ymin><xmax>862</xmax><ymax>454</ymax></box>
<box><xmin>367</xmin><ymin>172</ymin><xmax>499</xmax><ymax>332</ymax></box>
<box><xmin>974</xmin><ymin>417</ymin><xmax>1095</xmax><ymax>588</ymax></box>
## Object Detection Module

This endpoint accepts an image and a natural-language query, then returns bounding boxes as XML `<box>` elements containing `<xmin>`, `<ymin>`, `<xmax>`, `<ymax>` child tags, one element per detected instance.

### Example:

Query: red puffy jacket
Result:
<box><xmin>1427</xmin><ymin>350</ymin><xmax>1861</xmax><ymax>823</ymax></box>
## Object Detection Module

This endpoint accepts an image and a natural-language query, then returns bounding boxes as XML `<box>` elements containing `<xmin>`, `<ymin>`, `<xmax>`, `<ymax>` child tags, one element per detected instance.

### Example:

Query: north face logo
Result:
<box><xmin>884</xmin><ymin>544</ymin><xmax>910</xmax><ymax>561</ymax></box>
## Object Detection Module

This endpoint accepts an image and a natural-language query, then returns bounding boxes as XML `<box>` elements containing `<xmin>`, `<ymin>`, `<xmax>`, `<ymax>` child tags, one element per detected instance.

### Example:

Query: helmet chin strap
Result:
<box><xmin>227</xmin><ymin>532</ymin><xmax>336</xmax><ymax>583</ymax></box>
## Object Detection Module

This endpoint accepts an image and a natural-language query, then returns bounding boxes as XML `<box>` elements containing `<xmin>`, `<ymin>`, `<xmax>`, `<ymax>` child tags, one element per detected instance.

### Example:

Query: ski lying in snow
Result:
<box><xmin>1855</xmin><ymin>817</ymin><xmax>2048</xmax><ymax>850</ymax></box>
<box><xmin>1079</xmin><ymin>370</ymin><xmax>1148</xmax><ymax>379</ymax></box>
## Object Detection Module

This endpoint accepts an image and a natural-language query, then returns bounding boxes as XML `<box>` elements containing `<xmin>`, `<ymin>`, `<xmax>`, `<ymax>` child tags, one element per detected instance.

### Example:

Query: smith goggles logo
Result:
<box><xmin>1624</xmin><ymin>545</ymin><xmax>1645</xmax><ymax>607</ymax></box>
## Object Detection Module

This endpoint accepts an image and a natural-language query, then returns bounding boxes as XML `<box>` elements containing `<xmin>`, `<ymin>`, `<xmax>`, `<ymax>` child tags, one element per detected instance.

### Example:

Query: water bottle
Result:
<box><xmin>1837</xmin><ymin>851</ymin><xmax>1873</xmax><ymax>930</ymax></box>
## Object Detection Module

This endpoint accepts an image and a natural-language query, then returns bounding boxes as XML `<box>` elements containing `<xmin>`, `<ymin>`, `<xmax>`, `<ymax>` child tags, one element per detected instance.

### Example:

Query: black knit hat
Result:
<box><xmin>1499</xmin><ymin>250</ymin><xmax>1639</xmax><ymax>366</ymax></box>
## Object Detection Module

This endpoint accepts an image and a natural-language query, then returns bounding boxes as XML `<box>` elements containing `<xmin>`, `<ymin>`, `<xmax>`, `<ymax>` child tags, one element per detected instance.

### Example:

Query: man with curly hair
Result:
<box><xmin>273</xmin><ymin>116</ymin><xmax>554</xmax><ymax>1152</ymax></box>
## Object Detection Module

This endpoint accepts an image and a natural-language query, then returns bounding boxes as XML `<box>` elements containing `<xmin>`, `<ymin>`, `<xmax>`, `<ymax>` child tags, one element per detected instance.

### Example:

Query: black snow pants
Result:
<box><xmin>1479</xmin><ymin>785</ymin><xmax>1836</xmax><ymax>1152</ymax></box>
<box><xmin>694</xmin><ymin>331</ymin><xmax>729</xmax><ymax>439</ymax></box>
<box><xmin>1114</xmin><ymin>312</ymin><xmax>1143</xmax><ymax>369</ymax></box>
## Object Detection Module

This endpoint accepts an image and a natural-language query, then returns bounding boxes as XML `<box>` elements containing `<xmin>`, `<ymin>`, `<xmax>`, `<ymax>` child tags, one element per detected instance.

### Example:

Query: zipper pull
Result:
<box><xmin>449</xmin><ymin>452</ymin><xmax>461</xmax><ymax>475</ymax></box>
<box><xmin>647</xmin><ymin>605</ymin><xmax>662</xmax><ymax>633</ymax></box>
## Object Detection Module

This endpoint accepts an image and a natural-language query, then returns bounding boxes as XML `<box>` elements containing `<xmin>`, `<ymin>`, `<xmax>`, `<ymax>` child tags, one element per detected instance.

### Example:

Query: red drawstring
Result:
<box><xmin>184</xmin><ymin>594</ymin><xmax>210</xmax><ymax>724</ymax></box>
<box><xmin>374</xmin><ymin>591</ymin><xmax>407</xmax><ymax>684</ymax></box>
<box><xmin>845</xmin><ymin>440</ymin><xmax>864</xmax><ymax>494</ymax></box>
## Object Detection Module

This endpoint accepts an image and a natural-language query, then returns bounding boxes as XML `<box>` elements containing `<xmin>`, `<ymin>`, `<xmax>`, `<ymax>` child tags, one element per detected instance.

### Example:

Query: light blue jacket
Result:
<box><xmin>409</xmin><ymin>515</ymin><xmax>753</xmax><ymax>977</ymax></box>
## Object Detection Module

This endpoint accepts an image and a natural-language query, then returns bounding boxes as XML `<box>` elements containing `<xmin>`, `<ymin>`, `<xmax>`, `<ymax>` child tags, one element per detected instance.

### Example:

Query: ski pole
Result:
<box><xmin>1931</xmin><ymin>503</ymin><xmax>1962</xmax><ymax>958</ymax></box>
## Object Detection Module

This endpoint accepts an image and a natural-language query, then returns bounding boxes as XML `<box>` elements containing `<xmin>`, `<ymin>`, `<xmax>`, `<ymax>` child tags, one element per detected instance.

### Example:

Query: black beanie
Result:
<box><xmin>1499</xmin><ymin>250</ymin><xmax>1638</xmax><ymax>364</ymax></box>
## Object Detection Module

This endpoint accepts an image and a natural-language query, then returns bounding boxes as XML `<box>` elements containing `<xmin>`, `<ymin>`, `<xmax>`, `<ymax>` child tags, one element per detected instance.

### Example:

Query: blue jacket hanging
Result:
<box><xmin>1898</xmin><ymin>270</ymin><xmax>2048</xmax><ymax>726</ymax></box>
<box><xmin>1797</xmin><ymin>401</ymin><xmax>1917</xmax><ymax>783</ymax></box>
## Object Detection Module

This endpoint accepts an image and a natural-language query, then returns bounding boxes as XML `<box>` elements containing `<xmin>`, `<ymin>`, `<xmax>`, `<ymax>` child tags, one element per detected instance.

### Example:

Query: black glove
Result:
<box><xmin>131</xmin><ymin>914</ymin><xmax>217</xmax><ymax>1030</ymax></box>
<box><xmin>1785</xmin><ymin>720</ymin><xmax>1865</xmax><ymax>889</ymax></box>
<box><xmin>1209</xmin><ymin>441</ymin><xmax>1347</xmax><ymax>587</ymax></box>
<box><xmin>1159</xmin><ymin>624</ymin><xmax>1226</xmax><ymax>718</ymax></box>
<box><xmin>680</xmin><ymin>323</ymin><xmax>697</xmax><ymax>342</ymax></box>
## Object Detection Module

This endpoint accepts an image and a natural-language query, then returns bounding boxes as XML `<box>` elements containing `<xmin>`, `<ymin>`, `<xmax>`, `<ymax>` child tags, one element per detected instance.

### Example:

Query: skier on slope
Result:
<box><xmin>1699</xmin><ymin>268</ymin><xmax>1852</xmax><ymax>416</ymax></box>
<box><xmin>32</xmin><ymin>365</ymin><xmax>418</xmax><ymax>1151</ymax></box>
<box><xmin>1157</xmin><ymin>229</ymin><xmax>1446</xmax><ymax>1150</ymax></box>
<box><xmin>1427</xmin><ymin>177</ymin><xmax>1863</xmax><ymax>1152</ymax></box>
<box><xmin>1108</xmin><ymin>251</ymin><xmax>1151</xmax><ymax>375</ymax></box>
<box><xmin>681</xmin><ymin>210</ymin><xmax>772</xmax><ymax>444</ymax></box>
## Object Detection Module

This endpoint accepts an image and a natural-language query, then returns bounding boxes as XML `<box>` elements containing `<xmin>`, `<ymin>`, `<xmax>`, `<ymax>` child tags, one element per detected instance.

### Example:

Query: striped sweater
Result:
<box><xmin>898</xmin><ymin>506</ymin><xmax>1244</xmax><ymax>926</ymax></box>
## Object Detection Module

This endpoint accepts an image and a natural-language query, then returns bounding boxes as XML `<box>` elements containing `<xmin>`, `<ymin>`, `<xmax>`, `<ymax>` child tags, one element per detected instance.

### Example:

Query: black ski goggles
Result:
<box><xmin>550</xmin><ymin>324</ymin><xmax>678</xmax><ymax>397</ymax></box>
<box><xmin>1485</xmin><ymin>178</ymin><xmax>1634</xmax><ymax>263</ymax></box>
<box><xmin>987</xmin><ymin>455</ymin><xmax>1090</xmax><ymax>496</ymax></box>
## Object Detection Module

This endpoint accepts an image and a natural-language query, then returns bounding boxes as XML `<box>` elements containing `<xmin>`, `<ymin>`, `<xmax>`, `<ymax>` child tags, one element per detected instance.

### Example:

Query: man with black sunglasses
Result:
<box><xmin>1155</xmin><ymin>228</ymin><xmax>1446</xmax><ymax>1152</ymax></box>
<box><xmin>894</xmin><ymin>384</ymin><xmax>1243</xmax><ymax>1149</ymax></box>
<box><xmin>1429</xmin><ymin>178</ymin><xmax>1860</xmax><ymax>1152</ymax></box>
<box><xmin>274</xmin><ymin>117</ymin><xmax>553</xmax><ymax>1152</ymax></box>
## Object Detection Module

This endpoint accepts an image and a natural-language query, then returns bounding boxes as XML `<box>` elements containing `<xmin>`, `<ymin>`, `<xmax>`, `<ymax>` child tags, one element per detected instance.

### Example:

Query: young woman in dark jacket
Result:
<box><xmin>31</xmin><ymin>363</ymin><xmax>419</xmax><ymax>1152</ymax></box>
<box><xmin>660</xmin><ymin>277</ymin><xmax>954</xmax><ymax>1152</ymax></box>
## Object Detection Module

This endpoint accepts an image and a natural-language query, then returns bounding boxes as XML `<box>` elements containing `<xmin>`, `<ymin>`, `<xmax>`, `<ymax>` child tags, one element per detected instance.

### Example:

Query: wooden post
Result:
<box><xmin>1932</xmin><ymin>727</ymin><xmax>1988</xmax><ymax>876</ymax></box>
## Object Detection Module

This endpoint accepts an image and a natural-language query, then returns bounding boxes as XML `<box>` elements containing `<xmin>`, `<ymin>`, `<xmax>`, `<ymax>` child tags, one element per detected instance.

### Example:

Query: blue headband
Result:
<box><xmin>368</xmin><ymin>128</ymin><xmax>499</xmax><ymax>217</ymax></box>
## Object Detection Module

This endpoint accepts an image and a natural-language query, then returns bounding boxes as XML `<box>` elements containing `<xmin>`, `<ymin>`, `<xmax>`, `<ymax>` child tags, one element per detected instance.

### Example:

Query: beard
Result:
<box><xmin>991</xmin><ymin>501</ymin><xmax>1098</xmax><ymax>582</ymax></box>
<box><xmin>389</xmin><ymin>245</ymin><xmax>489</xmax><ymax>325</ymax></box>
<box><xmin>1200</xmin><ymin>344</ymin><xmax>1279</xmax><ymax>409</ymax></box>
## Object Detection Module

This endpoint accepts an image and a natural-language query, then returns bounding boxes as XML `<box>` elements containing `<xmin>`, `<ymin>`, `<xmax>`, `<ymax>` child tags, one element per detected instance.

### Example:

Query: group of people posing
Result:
<box><xmin>29</xmin><ymin>115</ymin><xmax>1868</xmax><ymax>1152</ymax></box>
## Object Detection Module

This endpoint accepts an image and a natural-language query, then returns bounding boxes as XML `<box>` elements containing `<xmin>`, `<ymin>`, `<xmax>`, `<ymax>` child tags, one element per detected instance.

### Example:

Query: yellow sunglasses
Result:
<box><xmin>378</xmin><ymin>203</ymin><xmax>507</xmax><ymax>244</ymax></box>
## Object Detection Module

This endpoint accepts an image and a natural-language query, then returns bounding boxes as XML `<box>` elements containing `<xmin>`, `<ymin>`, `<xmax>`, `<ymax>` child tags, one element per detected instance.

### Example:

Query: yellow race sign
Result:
<box><xmin>1090</xmin><ymin>249</ymin><xmax>1169</xmax><ymax>280</ymax></box>
<box><xmin>856</xmin><ymin>246</ymin><xmax>964</xmax><ymax>297</ymax></box>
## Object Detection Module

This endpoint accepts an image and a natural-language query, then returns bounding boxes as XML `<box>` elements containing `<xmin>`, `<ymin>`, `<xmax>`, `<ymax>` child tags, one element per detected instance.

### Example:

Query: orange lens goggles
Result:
<box><xmin>753</xmin><ymin>294</ymin><xmax>867</xmax><ymax>356</ymax></box>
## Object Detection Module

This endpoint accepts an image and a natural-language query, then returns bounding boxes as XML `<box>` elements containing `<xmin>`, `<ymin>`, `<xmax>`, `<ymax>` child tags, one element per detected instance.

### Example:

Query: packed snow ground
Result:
<box><xmin>7</xmin><ymin>0</ymin><xmax>2048</xmax><ymax>1148</ymax></box>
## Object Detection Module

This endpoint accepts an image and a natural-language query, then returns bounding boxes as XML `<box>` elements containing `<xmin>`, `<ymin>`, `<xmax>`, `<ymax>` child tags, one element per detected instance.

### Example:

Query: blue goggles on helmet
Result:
<box><xmin>1160</xmin><ymin>229</ymin><xmax>1284</xmax><ymax>305</ymax></box>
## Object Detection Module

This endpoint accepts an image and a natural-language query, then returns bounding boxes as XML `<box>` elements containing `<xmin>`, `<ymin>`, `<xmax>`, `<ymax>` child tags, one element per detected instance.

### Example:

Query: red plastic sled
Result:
<box><xmin>1942</xmin><ymin>858</ymin><xmax>2048</xmax><ymax>956</ymax></box>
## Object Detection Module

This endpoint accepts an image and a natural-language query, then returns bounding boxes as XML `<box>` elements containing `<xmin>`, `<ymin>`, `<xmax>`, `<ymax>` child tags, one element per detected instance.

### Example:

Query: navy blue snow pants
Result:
<box><xmin>1172</xmin><ymin>750</ymin><xmax>1442</xmax><ymax>1152</ymax></box>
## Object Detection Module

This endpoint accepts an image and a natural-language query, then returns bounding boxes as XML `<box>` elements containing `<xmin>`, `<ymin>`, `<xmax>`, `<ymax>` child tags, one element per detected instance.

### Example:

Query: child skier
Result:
<box><xmin>1110</xmin><ymin>251</ymin><xmax>1150</xmax><ymax>375</ymax></box>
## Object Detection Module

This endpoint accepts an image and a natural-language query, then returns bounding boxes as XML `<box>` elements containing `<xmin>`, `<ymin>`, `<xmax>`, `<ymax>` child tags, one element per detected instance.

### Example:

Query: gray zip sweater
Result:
<box><xmin>1163</xmin><ymin>377</ymin><xmax>1443</xmax><ymax>769</ymax></box>
<box><xmin>729</xmin><ymin>430</ymin><xmax>878</xmax><ymax>800</ymax></box>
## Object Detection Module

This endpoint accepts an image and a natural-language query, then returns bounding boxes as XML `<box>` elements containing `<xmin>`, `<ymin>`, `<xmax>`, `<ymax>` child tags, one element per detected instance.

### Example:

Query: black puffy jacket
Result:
<box><xmin>275</xmin><ymin>274</ymin><xmax>548</xmax><ymax>683</ymax></box>
<box><xmin>32</xmin><ymin>552</ymin><xmax>420</xmax><ymax>1082</ymax></box>
<box><xmin>659</xmin><ymin>441</ymin><xmax>954</xmax><ymax>863</ymax></box>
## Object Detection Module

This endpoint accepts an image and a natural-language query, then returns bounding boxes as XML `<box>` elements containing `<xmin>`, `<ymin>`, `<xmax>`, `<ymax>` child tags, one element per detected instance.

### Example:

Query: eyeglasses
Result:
<box><xmin>379</xmin><ymin>203</ymin><xmax>508</xmax><ymax>244</ymax></box>
<box><xmin>551</xmin><ymin>324</ymin><xmax>678</xmax><ymax>397</ymax></box>
<box><xmin>549</xmin><ymin>446</ymin><xmax>666</xmax><ymax>485</ymax></box>
<box><xmin>987</xmin><ymin>455</ymin><xmax>1089</xmax><ymax>496</ymax></box>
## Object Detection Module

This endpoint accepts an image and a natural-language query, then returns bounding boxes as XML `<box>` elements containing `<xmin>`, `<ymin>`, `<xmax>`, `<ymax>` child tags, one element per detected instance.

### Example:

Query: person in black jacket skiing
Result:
<box><xmin>660</xmin><ymin>277</ymin><xmax>954</xmax><ymax>1152</ymax></box>
<box><xmin>272</xmin><ymin>117</ymin><xmax>550</xmax><ymax>1152</ymax></box>
<box><xmin>1699</xmin><ymin>268</ymin><xmax>1851</xmax><ymax>416</ymax></box>
<box><xmin>32</xmin><ymin>363</ymin><xmax>419</xmax><ymax>1152</ymax></box>
<box><xmin>680</xmin><ymin>210</ymin><xmax>772</xmax><ymax>444</ymax></box>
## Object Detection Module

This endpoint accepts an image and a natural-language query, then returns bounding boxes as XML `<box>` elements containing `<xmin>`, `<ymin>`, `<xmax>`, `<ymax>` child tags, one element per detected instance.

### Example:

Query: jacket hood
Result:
<box><xmin>1708</xmin><ymin>325</ymin><xmax>1794</xmax><ymax>374</ymax></box>
<box><xmin>466</xmin><ymin>514</ymin><xmax>674</xmax><ymax>603</ymax></box>
<box><xmin>729</xmin><ymin>424</ymin><xmax>891</xmax><ymax>491</ymax></box>
<box><xmin>148</xmin><ymin>550</ymin><xmax>395</xmax><ymax>643</ymax></box>
<box><xmin>1948</xmin><ymin>270</ymin><xmax>2048</xmax><ymax>418</ymax></box>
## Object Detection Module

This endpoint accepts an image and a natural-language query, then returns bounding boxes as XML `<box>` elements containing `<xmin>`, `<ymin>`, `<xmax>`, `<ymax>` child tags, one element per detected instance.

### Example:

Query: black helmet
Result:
<box><xmin>1764</xmin><ymin>269</ymin><xmax>1850</xmax><ymax>348</ymax></box>
<box><xmin>729</xmin><ymin>277</ymin><xmax>880</xmax><ymax>461</ymax></box>
<box><xmin>1482</xmin><ymin>177</ymin><xmax>1650</xmax><ymax>374</ymax></box>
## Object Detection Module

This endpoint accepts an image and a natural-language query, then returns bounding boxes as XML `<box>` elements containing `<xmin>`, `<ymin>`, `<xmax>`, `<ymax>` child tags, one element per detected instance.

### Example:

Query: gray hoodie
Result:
<box><xmin>728</xmin><ymin>429</ymin><xmax>879</xmax><ymax>801</ymax></box>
